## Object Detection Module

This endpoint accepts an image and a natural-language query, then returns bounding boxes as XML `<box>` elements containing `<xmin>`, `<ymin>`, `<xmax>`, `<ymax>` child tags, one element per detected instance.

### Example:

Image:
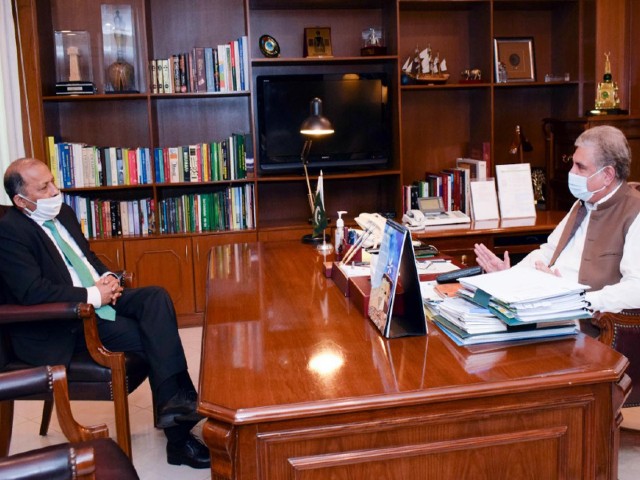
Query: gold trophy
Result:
<box><xmin>593</xmin><ymin>52</ymin><xmax>621</xmax><ymax>114</ymax></box>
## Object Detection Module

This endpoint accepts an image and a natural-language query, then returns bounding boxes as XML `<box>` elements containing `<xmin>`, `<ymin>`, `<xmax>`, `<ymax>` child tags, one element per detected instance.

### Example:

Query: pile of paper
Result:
<box><xmin>432</xmin><ymin>267</ymin><xmax>589</xmax><ymax>345</ymax></box>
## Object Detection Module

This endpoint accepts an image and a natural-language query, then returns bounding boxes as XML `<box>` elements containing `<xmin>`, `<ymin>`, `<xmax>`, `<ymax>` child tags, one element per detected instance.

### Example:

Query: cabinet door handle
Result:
<box><xmin>185</xmin><ymin>245</ymin><xmax>189</xmax><ymax>260</ymax></box>
<box><xmin>196</xmin><ymin>243</ymin><xmax>200</xmax><ymax>261</ymax></box>
<box><xmin>116</xmin><ymin>249</ymin><xmax>120</xmax><ymax>267</ymax></box>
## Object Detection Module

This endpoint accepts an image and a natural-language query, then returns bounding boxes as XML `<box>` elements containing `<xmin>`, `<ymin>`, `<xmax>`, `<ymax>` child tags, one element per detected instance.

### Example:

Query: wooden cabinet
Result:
<box><xmin>91</xmin><ymin>239</ymin><xmax>124</xmax><ymax>271</ymax></box>
<box><xmin>123</xmin><ymin>237</ymin><xmax>196</xmax><ymax>325</ymax></box>
<box><xmin>544</xmin><ymin>116</ymin><xmax>640</xmax><ymax>210</ymax></box>
<box><xmin>399</xmin><ymin>0</ymin><xmax>595</xmax><ymax>185</ymax></box>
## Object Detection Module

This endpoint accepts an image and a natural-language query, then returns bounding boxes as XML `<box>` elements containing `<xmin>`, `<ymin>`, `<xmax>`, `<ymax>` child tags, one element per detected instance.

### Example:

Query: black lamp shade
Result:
<box><xmin>300</xmin><ymin>98</ymin><xmax>334</xmax><ymax>136</ymax></box>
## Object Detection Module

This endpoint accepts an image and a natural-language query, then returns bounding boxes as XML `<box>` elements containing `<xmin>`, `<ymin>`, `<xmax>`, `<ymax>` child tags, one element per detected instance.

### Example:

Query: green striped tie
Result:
<box><xmin>43</xmin><ymin>220</ymin><xmax>116</xmax><ymax>320</ymax></box>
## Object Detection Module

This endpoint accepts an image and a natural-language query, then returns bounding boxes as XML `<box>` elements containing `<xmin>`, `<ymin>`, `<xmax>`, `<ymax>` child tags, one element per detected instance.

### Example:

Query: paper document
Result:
<box><xmin>459</xmin><ymin>267</ymin><xmax>589</xmax><ymax>304</ymax></box>
<box><xmin>470</xmin><ymin>179</ymin><xmax>500</xmax><ymax>221</ymax></box>
<box><xmin>495</xmin><ymin>163</ymin><xmax>536</xmax><ymax>219</ymax></box>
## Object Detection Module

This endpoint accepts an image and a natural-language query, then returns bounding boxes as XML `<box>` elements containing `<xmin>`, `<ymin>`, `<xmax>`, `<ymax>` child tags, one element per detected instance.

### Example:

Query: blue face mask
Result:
<box><xmin>568</xmin><ymin>167</ymin><xmax>607</xmax><ymax>202</ymax></box>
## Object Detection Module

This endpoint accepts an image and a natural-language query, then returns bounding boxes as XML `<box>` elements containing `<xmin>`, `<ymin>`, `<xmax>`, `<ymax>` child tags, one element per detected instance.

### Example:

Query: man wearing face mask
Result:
<box><xmin>0</xmin><ymin>158</ymin><xmax>210</xmax><ymax>469</ymax></box>
<box><xmin>474</xmin><ymin>125</ymin><xmax>640</xmax><ymax>314</ymax></box>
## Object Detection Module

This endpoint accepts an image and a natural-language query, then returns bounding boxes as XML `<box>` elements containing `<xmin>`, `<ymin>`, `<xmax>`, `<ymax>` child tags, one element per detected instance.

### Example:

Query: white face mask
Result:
<box><xmin>568</xmin><ymin>167</ymin><xmax>607</xmax><ymax>202</ymax></box>
<box><xmin>19</xmin><ymin>193</ymin><xmax>63</xmax><ymax>222</ymax></box>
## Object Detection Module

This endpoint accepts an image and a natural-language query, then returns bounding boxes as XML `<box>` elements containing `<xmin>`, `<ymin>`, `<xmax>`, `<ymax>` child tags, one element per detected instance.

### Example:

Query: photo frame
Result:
<box><xmin>494</xmin><ymin>37</ymin><xmax>535</xmax><ymax>82</ymax></box>
<box><xmin>304</xmin><ymin>27</ymin><xmax>332</xmax><ymax>58</ymax></box>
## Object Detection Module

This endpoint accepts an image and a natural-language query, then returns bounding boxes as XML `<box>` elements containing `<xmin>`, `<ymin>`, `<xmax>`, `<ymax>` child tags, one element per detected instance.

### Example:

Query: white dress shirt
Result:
<box><xmin>514</xmin><ymin>183</ymin><xmax>640</xmax><ymax>312</ymax></box>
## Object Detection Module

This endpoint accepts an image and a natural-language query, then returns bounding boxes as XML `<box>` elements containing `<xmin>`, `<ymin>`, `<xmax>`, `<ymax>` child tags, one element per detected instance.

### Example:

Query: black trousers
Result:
<box><xmin>76</xmin><ymin>286</ymin><xmax>191</xmax><ymax>403</ymax></box>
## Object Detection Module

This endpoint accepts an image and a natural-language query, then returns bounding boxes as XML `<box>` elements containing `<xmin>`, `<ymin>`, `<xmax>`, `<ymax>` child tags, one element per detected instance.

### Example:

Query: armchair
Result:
<box><xmin>0</xmin><ymin>302</ymin><xmax>149</xmax><ymax>459</ymax></box>
<box><xmin>0</xmin><ymin>366</ymin><xmax>138</xmax><ymax>479</ymax></box>
<box><xmin>593</xmin><ymin>309</ymin><xmax>640</xmax><ymax>407</ymax></box>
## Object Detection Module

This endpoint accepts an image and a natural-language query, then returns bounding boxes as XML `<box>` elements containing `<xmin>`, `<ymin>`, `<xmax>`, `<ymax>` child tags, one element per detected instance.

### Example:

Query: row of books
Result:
<box><xmin>149</xmin><ymin>36</ymin><xmax>249</xmax><ymax>94</ymax></box>
<box><xmin>158</xmin><ymin>184</ymin><xmax>255</xmax><ymax>234</ymax></box>
<box><xmin>428</xmin><ymin>267</ymin><xmax>588</xmax><ymax>346</ymax></box>
<box><xmin>403</xmin><ymin>157</ymin><xmax>489</xmax><ymax>215</ymax></box>
<box><xmin>64</xmin><ymin>194</ymin><xmax>156</xmax><ymax>239</ymax></box>
<box><xmin>46</xmin><ymin>133</ymin><xmax>252</xmax><ymax>189</ymax></box>
<box><xmin>153</xmin><ymin>133</ymin><xmax>250</xmax><ymax>184</ymax></box>
<box><xmin>47</xmin><ymin>138</ymin><xmax>153</xmax><ymax>189</ymax></box>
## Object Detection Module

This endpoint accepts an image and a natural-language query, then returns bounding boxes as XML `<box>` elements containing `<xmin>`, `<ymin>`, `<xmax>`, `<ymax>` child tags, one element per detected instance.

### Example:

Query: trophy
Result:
<box><xmin>591</xmin><ymin>52</ymin><xmax>625</xmax><ymax>115</ymax></box>
<box><xmin>54</xmin><ymin>31</ymin><xmax>96</xmax><ymax>95</ymax></box>
<box><xmin>102</xmin><ymin>5</ymin><xmax>138</xmax><ymax>93</ymax></box>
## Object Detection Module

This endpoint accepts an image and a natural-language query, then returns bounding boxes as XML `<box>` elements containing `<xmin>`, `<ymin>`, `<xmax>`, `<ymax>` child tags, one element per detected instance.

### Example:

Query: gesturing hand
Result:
<box><xmin>473</xmin><ymin>243</ymin><xmax>511</xmax><ymax>273</ymax></box>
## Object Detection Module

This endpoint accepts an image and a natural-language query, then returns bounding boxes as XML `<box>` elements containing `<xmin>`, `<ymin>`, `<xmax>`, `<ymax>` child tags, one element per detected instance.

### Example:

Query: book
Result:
<box><xmin>161</xmin><ymin>59</ymin><xmax>171</xmax><ymax>93</ymax></box>
<box><xmin>456</xmin><ymin>158</ymin><xmax>487</xmax><ymax>181</ymax></box>
<box><xmin>149</xmin><ymin>59</ymin><xmax>158</xmax><ymax>94</ymax></box>
<box><xmin>204</xmin><ymin>47</ymin><xmax>215</xmax><ymax>92</ymax></box>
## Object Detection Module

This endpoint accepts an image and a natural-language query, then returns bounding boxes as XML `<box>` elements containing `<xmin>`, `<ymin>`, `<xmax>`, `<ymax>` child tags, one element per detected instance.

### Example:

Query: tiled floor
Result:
<box><xmin>8</xmin><ymin>326</ymin><xmax>640</xmax><ymax>479</ymax></box>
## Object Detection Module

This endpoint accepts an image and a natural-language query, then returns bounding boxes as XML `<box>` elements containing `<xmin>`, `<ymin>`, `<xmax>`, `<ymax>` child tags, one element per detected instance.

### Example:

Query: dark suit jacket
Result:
<box><xmin>0</xmin><ymin>204</ymin><xmax>109</xmax><ymax>366</ymax></box>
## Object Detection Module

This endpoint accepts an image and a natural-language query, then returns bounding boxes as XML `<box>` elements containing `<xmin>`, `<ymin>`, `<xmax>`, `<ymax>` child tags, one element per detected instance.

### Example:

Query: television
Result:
<box><xmin>256</xmin><ymin>72</ymin><xmax>392</xmax><ymax>173</ymax></box>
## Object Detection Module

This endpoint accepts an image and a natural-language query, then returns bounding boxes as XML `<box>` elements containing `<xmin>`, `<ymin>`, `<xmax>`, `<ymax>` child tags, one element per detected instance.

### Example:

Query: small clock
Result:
<box><xmin>259</xmin><ymin>35</ymin><xmax>280</xmax><ymax>58</ymax></box>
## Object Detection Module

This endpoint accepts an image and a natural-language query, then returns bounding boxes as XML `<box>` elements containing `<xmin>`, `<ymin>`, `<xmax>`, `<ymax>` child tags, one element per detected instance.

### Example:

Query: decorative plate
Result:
<box><xmin>259</xmin><ymin>35</ymin><xmax>280</xmax><ymax>58</ymax></box>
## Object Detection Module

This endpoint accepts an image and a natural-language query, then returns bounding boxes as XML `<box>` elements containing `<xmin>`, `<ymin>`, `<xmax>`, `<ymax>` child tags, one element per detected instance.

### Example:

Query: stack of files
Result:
<box><xmin>431</xmin><ymin>267</ymin><xmax>588</xmax><ymax>346</ymax></box>
<box><xmin>458</xmin><ymin>267</ymin><xmax>592</xmax><ymax>326</ymax></box>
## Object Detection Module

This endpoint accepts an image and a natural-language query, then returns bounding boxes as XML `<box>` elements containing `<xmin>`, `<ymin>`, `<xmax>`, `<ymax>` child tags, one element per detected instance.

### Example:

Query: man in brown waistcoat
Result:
<box><xmin>474</xmin><ymin>125</ymin><xmax>640</xmax><ymax>313</ymax></box>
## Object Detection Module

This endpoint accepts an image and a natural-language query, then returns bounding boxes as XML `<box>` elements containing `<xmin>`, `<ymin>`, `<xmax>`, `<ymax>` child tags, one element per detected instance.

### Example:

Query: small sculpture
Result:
<box><xmin>107</xmin><ymin>9</ymin><xmax>135</xmax><ymax>92</ymax></box>
<box><xmin>461</xmin><ymin>68</ymin><xmax>482</xmax><ymax>81</ymax></box>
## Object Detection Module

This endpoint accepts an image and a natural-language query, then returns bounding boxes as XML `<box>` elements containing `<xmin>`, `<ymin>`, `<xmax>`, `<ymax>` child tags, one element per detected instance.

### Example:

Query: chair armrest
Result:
<box><xmin>0</xmin><ymin>366</ymin><xmax>108</xmax><ymax>443</ymax></box>
<box><xmin>0</xmin><ymin>366</ymin><xmax>57</xmax><ymax>402</ymax></box>
<box><xmin>0</xmin><ymin>303</ymin><xmax>81</xmax><ymax>324</ymax></box>
<box><xmin>0</xmin><ymin>444</ymin><xmax>95</xmax><ymax>479</ymax></box>
<box><xmin>0</xmin><ymin>303</ymin><xmax>122</xmax><ymax>370</ymax></box>
<box><xmin>76</xmin><ymin>304</ymin><xmax>126</xmax><ymax>371</ymax></box>
<box><xmin>113</xmin><ymin>270</ymin><xmax>134</xmax><ymax>288</ymax></box>
<box><xmin>592</xmin><ymin>309</ymin><xmax>640</xmax><ymax>346</ymax></box>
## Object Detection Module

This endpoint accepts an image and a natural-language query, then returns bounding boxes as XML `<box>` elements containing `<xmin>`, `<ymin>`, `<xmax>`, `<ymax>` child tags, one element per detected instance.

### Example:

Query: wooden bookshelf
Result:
<box><xmin>14</xmin><ymin>0</ymin><xmax>601</xmax><ymax>324</ymax></box>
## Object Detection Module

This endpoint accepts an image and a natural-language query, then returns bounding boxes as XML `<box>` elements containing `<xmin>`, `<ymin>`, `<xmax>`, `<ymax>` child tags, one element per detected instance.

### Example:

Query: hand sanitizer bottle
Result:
<box><xmin>335</xmin><ymin>211</ymin><xmax>347</xmax><ymax>259</ymax></box>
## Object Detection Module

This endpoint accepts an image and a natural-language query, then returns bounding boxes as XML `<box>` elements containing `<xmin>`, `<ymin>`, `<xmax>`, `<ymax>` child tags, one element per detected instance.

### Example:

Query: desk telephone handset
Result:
<box><xmin>402</xmin><ymin>209</ymin><xmax>426</xmax><ymax>229</ymax></box>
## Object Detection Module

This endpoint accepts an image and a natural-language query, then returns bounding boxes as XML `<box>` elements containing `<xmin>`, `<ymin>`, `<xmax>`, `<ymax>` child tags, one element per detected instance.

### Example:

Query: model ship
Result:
<box><xmin>402</xmin><ymin>45</ymin><xmax>449</xmax><ymax>84</ymax></box>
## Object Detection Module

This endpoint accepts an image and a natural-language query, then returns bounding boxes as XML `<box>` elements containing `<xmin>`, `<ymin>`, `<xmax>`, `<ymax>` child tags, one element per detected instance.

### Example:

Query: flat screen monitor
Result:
<box><xmin>256</xmin><ymin>72</ymin><xmax>392</xmax><ymax>173</ymax></box>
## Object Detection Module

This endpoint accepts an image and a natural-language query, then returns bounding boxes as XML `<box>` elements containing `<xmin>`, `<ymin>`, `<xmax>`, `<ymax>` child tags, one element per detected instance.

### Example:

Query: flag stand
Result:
<box><xmin>315</xmin><ymin>228</ymin><xmax>334</xmax><ymax>253</ymax></box>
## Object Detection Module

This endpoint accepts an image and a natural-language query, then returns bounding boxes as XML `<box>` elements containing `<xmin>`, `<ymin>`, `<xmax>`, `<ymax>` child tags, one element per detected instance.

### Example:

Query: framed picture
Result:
<box><xmin>304</xmin><ymin>27</ymin><xmax>332</xmax><ymax>57</ymax></box>
<box><xmin>494</xmin><ymin>37</ymin><xmax>535</xmax><ymax>82</ymax></box>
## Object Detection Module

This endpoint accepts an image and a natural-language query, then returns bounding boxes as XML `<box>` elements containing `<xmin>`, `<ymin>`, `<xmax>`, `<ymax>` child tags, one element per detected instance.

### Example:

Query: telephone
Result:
<box><xmin>353</xmin><ymin>212</ymin><xmax>387</xmax><ymax>248</ymax></box>
<box><xmin>402</xmin><ymin>210</ymin><xmax>426</xmax><ymax>229</ymax></box>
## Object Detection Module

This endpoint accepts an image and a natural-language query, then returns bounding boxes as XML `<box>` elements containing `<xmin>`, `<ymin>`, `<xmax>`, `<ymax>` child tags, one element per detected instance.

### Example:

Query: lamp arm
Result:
<box><xmin>303</xmin><ymin>162</ymin><xmax>315</xmax><ymax>215</ymax></box>
<box><xmin>301</xmin><ymin>139</ymin><xmax>315</xmax><ymax>215</ymax></box>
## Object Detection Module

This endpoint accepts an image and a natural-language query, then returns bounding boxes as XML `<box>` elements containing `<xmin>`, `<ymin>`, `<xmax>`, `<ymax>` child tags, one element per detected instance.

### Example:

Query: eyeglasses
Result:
<box><xmin>561</xmin><ymin>154</ymin><xmax>573</xmax><ymax>163</ymax></box>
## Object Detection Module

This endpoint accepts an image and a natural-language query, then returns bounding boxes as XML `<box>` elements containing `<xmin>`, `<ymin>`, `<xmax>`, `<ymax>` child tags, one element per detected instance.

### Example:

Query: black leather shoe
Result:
<box><xmin>156</xmin><ymin>389</ymin><xmax>198</xmax><ymax>428</ymax></box>
<box><xmin>166</xmin><ymin>434</ymin><xmax>210</xmax><ymax>469</ymax></box>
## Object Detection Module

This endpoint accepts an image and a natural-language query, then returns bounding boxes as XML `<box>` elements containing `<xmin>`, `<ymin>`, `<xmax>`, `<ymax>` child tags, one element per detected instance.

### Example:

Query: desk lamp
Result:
<box><xmin>300</xmin><ymin>97</ymin><xmax>335</xmax><ymax>247</ymax></box>
<box><xmin>508</xmin><ymin>125</ymin><xmax>533</xmax><ymax>163</ymax></box>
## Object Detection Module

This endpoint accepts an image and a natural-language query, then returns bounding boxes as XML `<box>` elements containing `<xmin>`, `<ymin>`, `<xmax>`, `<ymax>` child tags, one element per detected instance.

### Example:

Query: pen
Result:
<box><xmin>352</xmin><ymin>261</ymin><xmax>369</xmax><ymax>266</ymax></box>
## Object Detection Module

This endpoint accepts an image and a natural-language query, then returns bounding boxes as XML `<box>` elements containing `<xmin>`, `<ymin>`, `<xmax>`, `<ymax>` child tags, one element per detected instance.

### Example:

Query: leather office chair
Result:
<box><xmin>0</xmin><ymin>302</ymin><xmax>149</xmax><ymax>459</ymax></box>
<box><xmin>0</xmin><ymin>204</ymin><xmax>148</xmax><ymax>458</ymax></box>
<box><xmin>0</xmin><ymin>365</ymin><xmax>139</xmax><ymax>479</ymax></box>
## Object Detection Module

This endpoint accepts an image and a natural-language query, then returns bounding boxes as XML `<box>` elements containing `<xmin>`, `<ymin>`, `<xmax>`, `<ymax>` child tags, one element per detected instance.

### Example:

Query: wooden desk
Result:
<box><xmin>411</xmin><ymin>210</ymin><xmax>566</xmax><ymax>265</ymax></box>
<box><xmin>199</xmin><ymin>241</ymin><xmax>630</xmax><ymax>480</ymax></box>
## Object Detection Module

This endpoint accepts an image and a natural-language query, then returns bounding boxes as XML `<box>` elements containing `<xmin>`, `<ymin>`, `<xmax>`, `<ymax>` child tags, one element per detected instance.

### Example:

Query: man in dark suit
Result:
<box><xmin>0</xmin><ymin>158</ymin><xmax>209</xmax><ymax>469</ymax></box>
